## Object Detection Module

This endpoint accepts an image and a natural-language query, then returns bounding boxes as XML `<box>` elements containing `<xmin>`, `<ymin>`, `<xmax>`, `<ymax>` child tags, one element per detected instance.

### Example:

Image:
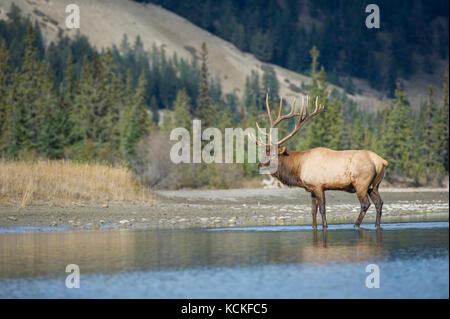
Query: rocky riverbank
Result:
<box><xmin>0</xmin><ymin>188</ymin><xmax>448</xmax><ymax>232</ymax></box>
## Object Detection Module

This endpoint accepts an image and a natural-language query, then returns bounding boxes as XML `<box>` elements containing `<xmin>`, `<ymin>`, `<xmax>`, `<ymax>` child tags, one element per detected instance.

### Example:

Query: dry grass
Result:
<box><xmin>0</xmin><ymin>160</ymin><xmax>154</xmax><ymax>207</ymax></box>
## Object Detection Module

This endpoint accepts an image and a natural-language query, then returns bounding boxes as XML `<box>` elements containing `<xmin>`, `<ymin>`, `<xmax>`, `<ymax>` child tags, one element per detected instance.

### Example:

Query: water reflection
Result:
<box><xmin>0</xmin><ymin>223</ymin><xmax>447</xmax><ymax>280</ymax></box>
<box><xmin>305</xmin><ymin>228</ymin><xmax>384</xmax><ymax>263</ymax></box>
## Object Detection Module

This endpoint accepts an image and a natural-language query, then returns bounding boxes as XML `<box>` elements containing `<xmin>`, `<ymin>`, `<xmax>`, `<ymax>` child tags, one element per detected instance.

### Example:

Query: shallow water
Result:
<box><xmin>0</xmin><ymin>222</ymin><xmax>448</xmax><ymax>298</ymax></box>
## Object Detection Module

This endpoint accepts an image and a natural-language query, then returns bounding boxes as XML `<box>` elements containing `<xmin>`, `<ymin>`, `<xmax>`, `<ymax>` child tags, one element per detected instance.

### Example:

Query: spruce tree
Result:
<box><xmin>195</xmin><ymin>42</ymin><xmax>215</xmax><ymax>127</ymax></box>
<box><xmin>262</xmin><ymin>66</ymin><xmax>279</xmax><ymax>100</ymax></box>
<box><xmin>36</xmin><ymin>63</ymin><xmax>61</xmax><ymax>158</ymax></box>
<box><xmin>171</xmin><ymin>89</ymin><xmax>193</xmax><ymax>130</ymax></box>
<box><xmin>301</xmin><ymin>48</ymin><xmax>343</xmax><ymax>150</ymax></box>
<box><xmin>351</xmin><ymin>113</ymin><xmax>365</xmax><ymax>149</ymax></box>
<box><xmin>122</xmin><ymin>71</ymin><xmax>151</xmax><ymax>158</ymax></box>
<box><xmin>56</xmin><ymin>53</ymin><xmax>76</xmax><ymax>149</ymax></box>
<box><xmin>380</xmin><ymin>82</ymin><xmax>414</xmax><ymax>176</ymax></box>
<box><xmin>71</xmin><ymin>56</ymin><xmax>92</xmax><ymax>143</ymax></box>
<box><xmin>119</xmin><ymin>69</ymin><xmax>134</xmax><ymax>157</ymax></box>
<box><xmin>420</xmin><ymin>86</ymin><xmax>440</xmax><ymax>182</ymax></box>
<box><xmin>362</xmin><ymin>128</ymin><xmax>374</xmax><ymax>150</ymax></box>
<box><xmin>106</xmin><ymin>69</ymin><xmax>126</xmax><ymax>160</ymax></box>
<box><xmin>243</xmin><ymin>71</ymin><xmax>262</xmax><ymax>109</ymax></box>
<box><xmin>8</xmin><ymin>23</ymin><xmax>48</xmax><ymax>155</ymax></box>
<box><xmin>435</xmin><ymin>66</ymin><xmax>449</xmax><ymax>175</ymax></box>
<box><xmin>0</xmin><ymin>40</ymin><xmax>10</xmax><ymax>141</ymax></box>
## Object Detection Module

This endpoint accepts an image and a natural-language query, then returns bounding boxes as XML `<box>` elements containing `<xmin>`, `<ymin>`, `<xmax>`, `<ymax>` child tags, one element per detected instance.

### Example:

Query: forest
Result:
<box><xmin>0</xmin><ymin>4</ymin><xmax>448</xmax><ymax>188</ymax></box>
<box><xmin>140</xmin><ymin>0</ymin><xmax>449</xmax><ymax>96</ymax></box>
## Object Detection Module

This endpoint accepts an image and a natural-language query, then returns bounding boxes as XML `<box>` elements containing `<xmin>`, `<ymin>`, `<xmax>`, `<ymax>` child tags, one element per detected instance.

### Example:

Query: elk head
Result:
<box><xmin>249</xmin><ymin>94</ymin><xmax>325</xmax><ymax>172</ymax></box>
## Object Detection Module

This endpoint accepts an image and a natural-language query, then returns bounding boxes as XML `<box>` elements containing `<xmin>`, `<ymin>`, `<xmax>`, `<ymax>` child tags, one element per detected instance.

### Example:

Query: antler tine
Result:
<box><xmin>258</xmin><ymin>137</ymin><xmax>270</xmax><ymax>146</ymax></box>
<box><xmin>276</xmin><ymin>94</ymin><xmax>326</xmax><ymax>146</ymax></box>
<box><xmin>248</xmin><ymin>131</ymin><xmax>260</xmax><ymax>145</ymax></box>
<box><xmin>277</xmin><ymin>97</ymin><xmax>283</xmax><ymax>119</ymax></box>
<box><xmin>301</xmin><ymin>95</ymin><xmax>305</xmax><ymax>118</ymax></box>
<box><xmin>249</xmin><ymin>130</ymin><xmax>271</xmax><ymax>147</ymax></box>
<box><xmin>255</xmin><ymin>93</ymin><xmax>325</xmax><ymax>147</ymax></box>
<box><xmin>296</xmin><ymin>95</ymin><xmax>305</xmax><ymax>126</ymax></box>
<box><xmin>256</xmin><ymin>122</ymin><xmax>269</xmax><ymax>136</ymax></box>
<box><xmin>271</xmin><ymin>97</ymin><xmax>302</xmax><ymax>127</ymax></box>
<box><xmin>306</xmin><ymin>95</ymin><xmax>309</xmax><ymax>116</ymax></box>
<box><xmin>265</xmin><ymin>94</ymin><xmax>273</xmax><ymax>128</ymax></box>
<box><xmin>290</xmin><ymin>98</ymin><xmax>297</xmax><ymax>116</ymax></box>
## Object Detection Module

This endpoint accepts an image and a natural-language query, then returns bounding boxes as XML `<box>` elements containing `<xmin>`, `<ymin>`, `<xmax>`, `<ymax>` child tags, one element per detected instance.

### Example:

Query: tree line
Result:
<box><xmin>139</xmin><ymin>0</ymin><xmax>448</xmax><ymax>97</ymax></box>
<box><xmin>0</xmin><ymin>5</ymin><xmax>448</xmax><ymax>188</ymax></box>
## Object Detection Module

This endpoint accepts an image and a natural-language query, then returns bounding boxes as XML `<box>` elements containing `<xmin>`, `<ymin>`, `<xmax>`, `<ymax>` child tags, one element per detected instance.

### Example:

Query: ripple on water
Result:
<box><xmin>0</xmin><ymin>256</ymin><xmax>448</xmax><ymax>298</ymax></box>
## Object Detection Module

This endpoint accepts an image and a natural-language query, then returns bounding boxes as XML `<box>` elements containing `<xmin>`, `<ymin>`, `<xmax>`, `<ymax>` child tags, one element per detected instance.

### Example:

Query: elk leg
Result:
<box><xmin>316</xmin><ymin>190</ymin><xmax>327</xmax><ymax>229</ymax></box>
<box><xmin>311</xmin><ymin>193</ymin><xmax>319</xmax><ymax>229</ymax></box>
<box><xmin>354</xmin><ymin>193</ymin><xmax>371</xmax><ymax>228</ymax></box>
<box><xmin>368</xmin><ymin>188</ymin><xmax>383</xmax><ymax>228</ymax></box>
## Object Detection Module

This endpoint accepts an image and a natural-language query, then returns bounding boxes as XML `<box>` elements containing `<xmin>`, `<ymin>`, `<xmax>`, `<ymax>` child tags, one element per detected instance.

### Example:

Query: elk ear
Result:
<box><xmin>279</xmin><ymin>147</ymin><xmax>287</xmax><ymax>155</ymax></box>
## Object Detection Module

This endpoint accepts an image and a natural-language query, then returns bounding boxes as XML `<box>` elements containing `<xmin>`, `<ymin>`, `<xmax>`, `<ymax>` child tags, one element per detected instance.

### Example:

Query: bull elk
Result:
<box><xmin>251</xmin><ymin>95</ymin><xmax>388</xmax><ymax>229</ymax></box>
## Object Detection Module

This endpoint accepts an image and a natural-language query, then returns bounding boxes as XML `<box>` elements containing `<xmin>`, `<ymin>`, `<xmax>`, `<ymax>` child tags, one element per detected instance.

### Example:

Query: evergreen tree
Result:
<box><xmin>379</xmin><ymin>82</ymin><xmax>414</xmax><ymax>176</ymax></box>
<box><xmin>71</xmin><ymin>56</ymin><xmax>91</xmax><ymax>144</ymax></box>
<box><xmin>195</xmin><ymin>42</ymin><xmax>215</xmax><ymax>127</ymax></box>
<box><xmin>106</xmin><ymin>68</ymin><xmax>126</xmax><ymax>159</ymax></box>
<box><xmin>171</xmin><ymin>88</ymin><xmax>193</xmax><ymax>130</ymax></box>
<box><xmin>0</xmin><ymin>40</ymin><xmax>10</xmax><ymax>140</ymax></box>
<box><xmin>36</xmin><ymin>63</ymin><xmax>61</xmax><ymax>158</ymax></box>
<box><xmin>362</xmin><ymin>128</ymin><xmax>374</xmax><ymax>150</ymax></box>
<box><xmin>435</xmin><ymin>65</ymin><xmax>449</xmax><ymax>175</ymax></box>
<box><xmin>249</xmin><ymin>31</ymin><xmax>273</xmax><ymax>62</ymax></box>
<box><xmin>301</xmin><ymin>48</ymin><xmax>343</xmax><ymax>150</ymax></box>
<box><xmin>1</xmin><ymin>74</ymin><xmax>30</xmax><ymax>156</ymax></box>
<box><xmin>119</xmin><ymin>69</ymin><xmax>135</xmax><ymax>156</ymax></box>
<box><xmin>351</xmin><ymin>112</ymin><xmax>365</xmax><ymax>149</ymax></box>
<box><xmin>243</xmin><ymin>70</ymin><xmax>262</xmax><ymax>109</ymax></box>
<box><xmin>10</xmin><ymin>23</ymin><xmax>48</xmax><ymax>154</ymax></box>
<box><xmin>122</xmin><ymin>71</ymin><xmax>151</xmax><ymax>158</ymax></box>
<box><xmin>419</xmin><ymin>86</ymin><xmax>441</xmax><ymax>182</ymax></box>
<box><xmin>262</xmin><ymin>66</ymin><xmax>279</xmax><ymax>100</ymax></box>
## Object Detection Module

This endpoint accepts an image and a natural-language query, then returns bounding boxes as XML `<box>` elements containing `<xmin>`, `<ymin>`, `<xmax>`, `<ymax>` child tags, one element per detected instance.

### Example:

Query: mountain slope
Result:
<box><xmin>0</xmin><ymin>0</ymin><xmax>431</xmax><ymax>111</ymax></box>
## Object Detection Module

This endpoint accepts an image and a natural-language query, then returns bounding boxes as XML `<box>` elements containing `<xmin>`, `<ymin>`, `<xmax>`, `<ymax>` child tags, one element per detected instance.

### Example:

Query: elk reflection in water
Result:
<box><xmin>302</xmin><ymin>228</ymin><xmax>384</xmax><ymax>264</ymax></box>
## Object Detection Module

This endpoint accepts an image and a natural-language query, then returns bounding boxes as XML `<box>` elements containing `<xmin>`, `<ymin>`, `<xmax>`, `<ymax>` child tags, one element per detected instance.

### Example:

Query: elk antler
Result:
<box><xmin>254</xmin><ymin>94</ymin><xmax>325</xmax><ymax>146</ymax></box>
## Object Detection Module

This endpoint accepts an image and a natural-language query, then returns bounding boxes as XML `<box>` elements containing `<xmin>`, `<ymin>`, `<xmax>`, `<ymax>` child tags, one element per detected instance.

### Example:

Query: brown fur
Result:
<box><xmin>265</xmin><ymin>147</ymin><xmax>388</xmax><ymax>229</ymax></box>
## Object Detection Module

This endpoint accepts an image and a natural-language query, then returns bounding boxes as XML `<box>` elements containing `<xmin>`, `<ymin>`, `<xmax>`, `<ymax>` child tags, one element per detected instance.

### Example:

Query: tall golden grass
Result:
<box><xmin>0</xmin><ymin>160</ymin><xmax>154</xmax><ymax>207</ymax></box>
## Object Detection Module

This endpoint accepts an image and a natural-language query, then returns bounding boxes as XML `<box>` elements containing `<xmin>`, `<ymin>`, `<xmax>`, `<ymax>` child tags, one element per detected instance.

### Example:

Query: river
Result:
<box><xmin>0</xmin><ymin>221</ymin><xmax>448</xmax><ymax>298</ymax></box>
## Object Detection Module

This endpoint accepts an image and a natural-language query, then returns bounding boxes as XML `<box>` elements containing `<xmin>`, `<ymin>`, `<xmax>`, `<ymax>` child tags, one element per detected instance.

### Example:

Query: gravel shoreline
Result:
<box><xmin>0</xmin><ymin>188</ymin><xmax>448</xmax><ymax>232</ymax></box>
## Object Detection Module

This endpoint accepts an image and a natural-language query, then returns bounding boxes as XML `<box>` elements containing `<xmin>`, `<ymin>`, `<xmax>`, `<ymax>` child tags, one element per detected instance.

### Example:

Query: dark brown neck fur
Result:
<box><xmin>272</xmin><ymin>150</ymin><xmax>304</xmax><ymax>187</ymax></box>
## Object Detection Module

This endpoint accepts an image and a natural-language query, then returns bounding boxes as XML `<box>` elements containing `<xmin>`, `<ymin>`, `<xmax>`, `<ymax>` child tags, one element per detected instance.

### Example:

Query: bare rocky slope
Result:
<box><xmin>0</xmin><ymin>0</ymin><xmax>444</xmax><ymax>111</ymax></box>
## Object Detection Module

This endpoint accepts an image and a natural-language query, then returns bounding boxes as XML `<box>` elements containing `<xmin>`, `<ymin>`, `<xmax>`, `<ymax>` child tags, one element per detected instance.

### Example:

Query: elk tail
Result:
<box><xmin>369</xmin><ymin>152</ymin><xmax>388</xmax><ymax>190</ymax></box>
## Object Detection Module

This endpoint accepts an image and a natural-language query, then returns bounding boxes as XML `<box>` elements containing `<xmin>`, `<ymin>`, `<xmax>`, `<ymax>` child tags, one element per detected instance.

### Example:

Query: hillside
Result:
<box><xmin>0</xmin><ymin>0</ymin><xmax>448</xmax><ymax>188</ymax></box>
<box><xmin>143</xmin><ymin>0</ymin><xmax>448</xmax><ymax>105</ymax></box>
<box><xmin>0</xmin><ymin>0</ymin><xmax>396</xmax><ymax>112</ymax></box>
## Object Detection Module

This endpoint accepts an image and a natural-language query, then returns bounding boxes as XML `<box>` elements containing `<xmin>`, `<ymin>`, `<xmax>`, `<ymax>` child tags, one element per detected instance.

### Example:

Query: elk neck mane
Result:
<box><xmin>273</xmin><ymin>150</ymin><xmax>304</xmax><ymax>187</ymax></box>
